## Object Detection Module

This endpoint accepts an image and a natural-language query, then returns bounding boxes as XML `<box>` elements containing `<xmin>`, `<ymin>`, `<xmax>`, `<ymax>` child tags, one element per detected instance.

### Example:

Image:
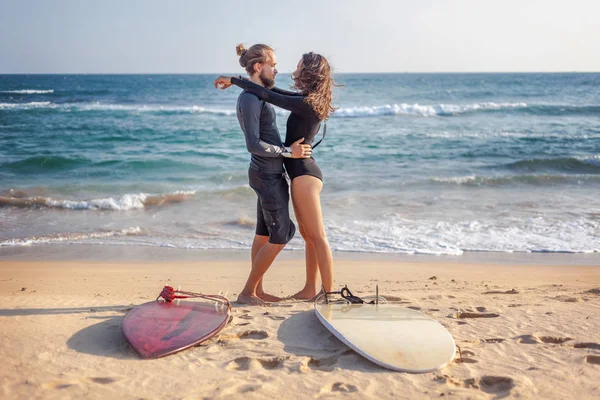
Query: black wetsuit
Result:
<box><xmin>232</xmin><ymin>77</ymin><xmax>324</xmax><ymax>181</ymax></box>
<box><xmin>236</xmin><ymin>91</ymin><xmax>295</xmax><ymax>244</ymax></box>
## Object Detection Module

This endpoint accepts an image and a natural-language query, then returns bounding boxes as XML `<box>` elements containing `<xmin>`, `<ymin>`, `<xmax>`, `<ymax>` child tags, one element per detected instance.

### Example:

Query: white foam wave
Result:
<box><xmin>0</xmin><ymin>227</ymin><xmax>142</xmax><ymax>247</ymax></box>
<box><xmin>0</xmin><ymin>100</ymin><xmax>527</xmax><ymax>118</ymax></box>
<box><xmin>0</xmin><ymin>101</ymin><xmax>53</xmax><ymax>109</ymax></box>
<box><xmin>71</xmin><ymin>103</ymin><xmax>235</xmax><ymax>115</ymax></box>
<box><xmin>0</xmin><ymin>101</ymin><xmax>234</xmax><ymax>114</ymax></box>
<box><xmin>432</xmin><ymin>176</ymin><xmax>479</xmax><ymax>185</ymax></box>
<box><xmin>325</xmin><ymin>216</ymin><xmax>600</xmax><ymax>255</ymax></box>
<box><xmin>4</xmin><ymin>213</ymin><xmax>598</xmax><ymax>254</ymax></box>
<box><xmin>0</xmin><ymin>89</ymin><xmax>54</xmax><ymax>94</ymax></box>
<box><xmin>579</xmin><ymin>155</ymin><xmax>600</xmax><ymax>167</ymax></box>
<box><xmin>48</xmin><ymin>194</ymin><xmax>149</xmax><ymax>210</ymax></box>
<box><xmin>332</xmin><ymin>102</ymin><xmax>527</xmax><ymax>118</ymax></box>
<box><xmin>2</xmin><ymin>190</ymin><xmax>197</xmax><ymax>211</ymax></box>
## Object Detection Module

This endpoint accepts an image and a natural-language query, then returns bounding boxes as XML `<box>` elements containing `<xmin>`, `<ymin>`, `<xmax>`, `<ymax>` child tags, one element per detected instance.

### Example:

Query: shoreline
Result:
<box><xmin>1</xmin><ymin>243</ymin><xmax>599</xmax><ymax>266</ymax></box>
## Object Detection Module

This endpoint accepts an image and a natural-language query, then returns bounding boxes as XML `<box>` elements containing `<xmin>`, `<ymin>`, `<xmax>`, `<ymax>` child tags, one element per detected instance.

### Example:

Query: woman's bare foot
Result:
<box><xmin>289</xmin><ymin>287</ymin><xmax>320</xmax><ymax>301</ymax></box>
<box><xmin>257</xmin><ymin>292</ymin><xmax>281</xmax><ymax>302</ymax></box>
<box><xmin>236</xmin><ymin>293</ymin><xmax>269</xmax><ymax>306</ymax></box>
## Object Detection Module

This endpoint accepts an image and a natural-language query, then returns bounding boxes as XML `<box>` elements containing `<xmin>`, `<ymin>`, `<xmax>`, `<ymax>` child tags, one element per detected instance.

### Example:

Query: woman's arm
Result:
<box><xmin>270</xmin><ymin>85</ymin><xmax>303</xmax><ymax>97</ymax></box>
<box><xmin>231</xmin><ymin>76</ymin><xmax>313</xmax><ymax>116</ymax></box>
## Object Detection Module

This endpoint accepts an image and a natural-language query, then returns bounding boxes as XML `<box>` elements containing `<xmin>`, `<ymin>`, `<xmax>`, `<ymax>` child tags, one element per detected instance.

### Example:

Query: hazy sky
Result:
<box><xmin>1</xmin><ymin>0</ymin><xmax>598</xmax><ymax>73</ymax></box>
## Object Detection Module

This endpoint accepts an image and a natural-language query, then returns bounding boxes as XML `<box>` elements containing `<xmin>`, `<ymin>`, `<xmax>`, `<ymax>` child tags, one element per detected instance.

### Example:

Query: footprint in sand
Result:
<box><xmin>515</xmin><ymin>334</ymin><xmax>541</xmax><ymax>344</ymax></box>
<box><xmin>238</xmin><ymin>330</ymin><xmax>269</xmax><ymax>340</ymax></box>
<box><xmin>263</xmin><ymin>312</ymin><xmax>286</xmax><ymax>321</ymax></box>
<box><xmin>44</xmin><ymin>377</ymin><xmax>118</xmax><ymax>390</ymax></box>
<box><xmin>481</xmin><ymin>338</ymin><xmax>505</xmax><ymax>344</ymax></box>
<box><xmin>453</xmin><ymin>312</ymin><xmax>499</xmax><ymax>319</ymax></box>
<box><xmin>43</xmin><ymin>381</ymin><xmax>76</xmax><ymax>390</ymax></box>
<box><xmin>308</xmin><ymin>355</ymin><xmax>341</xmax><ymax>369</ymax></box>
<box><xmin>329</xmin><ymin>382</ymin><xmax>359</xmax><ymax>393</ymax></box>
<box><xmin>538</xmin><ymin>336</ymin><xmax>572</xmax><ymax>344</ymax></box>
<box><xmin>383</xmin><ymin>295</ymin><xmax>404</xmax><ymax>302</ymax></box>
<box><xmin>515</xmin><ymin>335</ymin><xmax>572</xmax><ymax>344</ymax></box>
<box><xmin>574</xmin><ymin>342</ymin><xmax>600</xmax><ymax>350</ymax></box>
<box><xmin>436</xmin><ymin>375</ymin><xmax>515</xmax><ymax>396</ymax></box>
<box><xmin>237</xmin><ymin>314</ymin><xmax>254</xmax><ymax>320</ymax></box>
<box><xmin>585</xmin><ymin>355</ymin><xmax>600</xmax><ymax>365</ymax></box>
<box><xmin>226</xmin><ymin>356</ymin><xmax>289</xmax><ymax>371</ymax></box>
<box><xmin>88</xmin><ymin>377</ymin><xmax>118</xmax><ymax>384</ymax></box>
<box><xmin>456</xmin><ymin>350</ymin><xmax>478</xmax><ymax>364</ymax></box>
<box><xmin>483</xmin><ymin>289</ymin><xmax>519</xmax><ymax>295</ymax></box>
<box><xmin>554</xmin><ymin>295</ymin><xmax>583</xmax><ymax>303</ymax></box>
<box><xmin>217</xmin><ymin>329</ymin><xmax>269</xmax><ymax>343</ymax></box>
<box><xmin>407</xmin><ymin>306</ymin><xmax>422</xmax><ymax>310</ymax></box>
<box><xmin>475</xmin><ymin>307</ymin><xmax>487</xmax><ymax>312</ymax></box>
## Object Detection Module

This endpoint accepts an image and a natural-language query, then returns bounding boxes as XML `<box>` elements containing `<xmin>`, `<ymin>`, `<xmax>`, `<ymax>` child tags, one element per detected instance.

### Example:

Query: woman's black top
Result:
<box><xmin>231</xmin><ymin>77</ymin><xmax>324</xmax><ymax>181</ymax></box>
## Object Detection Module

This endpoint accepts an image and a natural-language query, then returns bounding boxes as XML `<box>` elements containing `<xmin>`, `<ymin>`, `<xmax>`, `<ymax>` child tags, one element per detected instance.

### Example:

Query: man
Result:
<box><xmin>214</xmin><ymin>44</ymin><xmax>311</xmax><ymax>306</ymax></box>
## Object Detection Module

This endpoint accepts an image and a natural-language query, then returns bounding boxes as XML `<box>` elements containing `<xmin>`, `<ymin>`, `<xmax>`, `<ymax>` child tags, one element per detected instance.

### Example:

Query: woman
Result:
<box><xmin>215</xmin><ymin>45</ymin><xmax>338</xmax><ymax>299</ymax></box>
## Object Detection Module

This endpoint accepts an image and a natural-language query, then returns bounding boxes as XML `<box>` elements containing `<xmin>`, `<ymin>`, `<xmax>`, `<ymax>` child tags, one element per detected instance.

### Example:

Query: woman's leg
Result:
<box><xmin>289</xmin><ymin>195</ymin><xmax>320</xmax><ymax>299</ymax></box>
<box><xmin>291</xmin><ymin>175</ymin><xmax>333</xmax><ymax>293</ymax></box>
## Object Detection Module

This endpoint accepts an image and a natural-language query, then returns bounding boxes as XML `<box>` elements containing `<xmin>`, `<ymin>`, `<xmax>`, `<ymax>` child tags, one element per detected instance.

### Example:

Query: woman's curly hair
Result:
<box><xmin>293</xmin><ymin>52</ymin><xmax>339</xmax><ymax>121</ymax></box>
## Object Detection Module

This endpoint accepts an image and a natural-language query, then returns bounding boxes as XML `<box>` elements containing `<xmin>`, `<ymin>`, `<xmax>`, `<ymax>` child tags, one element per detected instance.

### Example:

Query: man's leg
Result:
<box><xmin>251</xmin><ymin>235</ymin><xmax>282</xmax><ymax>302</ymax></box>
<box><xmin>237</xmin><ymin>240</ymin><xmax>285</xmax><ymax>305</ymax></box>
<box><xmin>237</xmin><ymin>172</ymin><xmax>294</xmax><ymax>305</ymax></box>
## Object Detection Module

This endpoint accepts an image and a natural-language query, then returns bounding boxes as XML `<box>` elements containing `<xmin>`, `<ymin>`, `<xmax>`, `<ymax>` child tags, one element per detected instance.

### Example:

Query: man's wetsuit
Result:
<box><xmin>232</xmin><ymin>77</ymin><xmax>324</xmax><ymax>182</ymax></box>
<box><xmin>237</xmin><ymin>90</ymin><xmax>295</xmax><ymax>244</ymax></box>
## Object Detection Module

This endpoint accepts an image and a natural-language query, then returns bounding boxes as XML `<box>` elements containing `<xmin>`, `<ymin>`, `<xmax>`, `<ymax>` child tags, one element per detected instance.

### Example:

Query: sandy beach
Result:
<box><xmin>0</xmin><ymin>247</ymin><xmax>598</xmax><ymax>399</ymax></box>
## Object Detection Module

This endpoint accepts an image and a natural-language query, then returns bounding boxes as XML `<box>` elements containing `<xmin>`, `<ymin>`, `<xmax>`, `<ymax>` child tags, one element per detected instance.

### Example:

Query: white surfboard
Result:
<box><xmin>314</xmin><ymin>296</ymin><xmax>456</xmax><ymax>373</ymax></box>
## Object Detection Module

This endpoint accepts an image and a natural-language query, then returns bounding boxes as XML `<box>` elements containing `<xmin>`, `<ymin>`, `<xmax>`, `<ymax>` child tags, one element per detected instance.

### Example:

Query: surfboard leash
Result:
<box><xmin>322</xmin><ymin>285</ymin><xmax>370</xmax><ymax>304</ymax></box>
<box><xmin>157</xmin><ymin>285</ymin><xmax>231</xmax><ymax>311</ymax></box>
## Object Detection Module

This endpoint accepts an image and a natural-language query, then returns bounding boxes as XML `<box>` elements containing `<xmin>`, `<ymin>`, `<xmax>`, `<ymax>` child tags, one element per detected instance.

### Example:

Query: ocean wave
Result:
<box><xmin>3</xmin><ymin>100</ymin><xmax>597</xmax><ymax>118</ymax></box>
<box><xmin>67</xmin><ymin>103</ymin><xmax>236</xmax><ymax>115</ymax></box>
<box><xmin>0</xmin><ymin>227</ymin><xmax>142</xmax><ymax>247</ymax></box>
<box><xmin>520</xmin><ymin>104</ymin><xmax>600</xmax><ymax>117</ymax></box>
<box><xmin>326</xmin><ymin>217</ymin><xmax>600</xmax><ymax>255</ymax></box>
<box><xmin>0</xmin><ymin>101</ymin><xmax>234</xmax><ymax>115</ymax></box>
<box><xmin>431</xmin><ymin>174</ymin><xmax>600</xmax><ymax>187</ymax></box>
<box><xmin>332</xmin><ymin>102</ymin><xmax>528</xmax><ymax>118</ymax></box>
<box><xmin>0</xmin><ymin>191</ymin><xmax>196</xmax><ymax>211</ymax></box>
<box><xmin>0</xmin><ymin>101</ymin><xmax>53</xmax><ymax>109</ymax></box>
<box><xmin>1</xmin><ymin>156</ymin><xmax>219</xmax><ymax>174</ymax></box>
<box><xmin>1</xmin><ymin>155</ymin><xmax>90</xmax><ymax>172</ymax></box>
<box><xmin>504</xmin><ymin>156</ymin><xmax>600</xmax><ymax>174</ymax></box>
<box><xmin>0</xmin><ymin>89</ymin><xmax>54</xmax><ymax>94</ymax></box>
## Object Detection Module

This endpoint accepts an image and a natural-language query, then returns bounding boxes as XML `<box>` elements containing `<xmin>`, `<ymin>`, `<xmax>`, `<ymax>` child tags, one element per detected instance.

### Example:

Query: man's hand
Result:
<box><xmin>214</xmin><ymin>76</ymin><xmax>233</xmax><ymax>90</ymax></box>
<box><xmin>290</xmin><ymin>137</ymin><xmax>312</xmax><ymax>159</ymax></box>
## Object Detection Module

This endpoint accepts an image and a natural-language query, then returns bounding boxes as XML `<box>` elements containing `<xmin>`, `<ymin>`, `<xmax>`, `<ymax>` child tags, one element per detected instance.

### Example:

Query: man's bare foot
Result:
<box><xmin>257</xmin><ymin>292</ymin><xmax>282</xmax><ymax>302</ymax></box>
<box><xmin>288</xmin><ymin>287</ymin><xmax>319</xmax><ymax>301</ymax></box>
<box><xmin>236</xmin><ymin>293</ymin><xmax>269</xmax><ymax>306</ymax></box>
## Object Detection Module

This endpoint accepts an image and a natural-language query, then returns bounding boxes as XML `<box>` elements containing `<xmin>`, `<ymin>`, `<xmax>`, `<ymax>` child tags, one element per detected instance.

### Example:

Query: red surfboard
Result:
<box><xmin>122</xmin><ymin>299</ymin><xmax>230</xmax><ymax>359</ymax></box>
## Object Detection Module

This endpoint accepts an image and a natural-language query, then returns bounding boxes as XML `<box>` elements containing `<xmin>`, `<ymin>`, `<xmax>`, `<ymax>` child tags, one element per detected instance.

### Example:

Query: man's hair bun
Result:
<box><xmin>236</xmin><ymin>44</ymin><xmax>247</xmax><ymax>57</ymax></box>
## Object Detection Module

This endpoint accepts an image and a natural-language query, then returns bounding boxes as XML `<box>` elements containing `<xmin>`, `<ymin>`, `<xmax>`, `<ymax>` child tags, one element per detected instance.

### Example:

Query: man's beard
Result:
<box><xmin>259</xmin><ymin>70</ymin><xmax>275</xmax><ymax>88</ymax></box>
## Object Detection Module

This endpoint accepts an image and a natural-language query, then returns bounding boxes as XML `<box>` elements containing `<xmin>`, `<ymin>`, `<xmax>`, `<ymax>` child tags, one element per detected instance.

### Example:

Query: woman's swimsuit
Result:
<box><xmin>231</xmin><ymin>77</ymin><xmax>324</xmax><ymax>181</ymax></box>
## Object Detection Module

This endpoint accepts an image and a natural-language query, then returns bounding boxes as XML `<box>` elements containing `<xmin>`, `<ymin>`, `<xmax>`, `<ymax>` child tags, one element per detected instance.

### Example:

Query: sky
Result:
<box><xmin>1</xmin><ymin>0</ymin><xmax>599</xmax><ymax>74</ymax></box>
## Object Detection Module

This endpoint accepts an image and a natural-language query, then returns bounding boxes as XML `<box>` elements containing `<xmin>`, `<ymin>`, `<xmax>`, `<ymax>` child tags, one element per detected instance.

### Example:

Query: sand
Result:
<box><xmin>0</xmin><ymin>247</ymin><xmax>599</xmax><ymax>399</ymax></box>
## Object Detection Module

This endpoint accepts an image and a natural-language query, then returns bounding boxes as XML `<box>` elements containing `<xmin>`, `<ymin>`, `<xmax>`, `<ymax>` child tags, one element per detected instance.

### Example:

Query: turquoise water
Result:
<box><xmin>1</xmin><ymin>73</ymin><xmax>599</xmax><ymax>254</ymax></box>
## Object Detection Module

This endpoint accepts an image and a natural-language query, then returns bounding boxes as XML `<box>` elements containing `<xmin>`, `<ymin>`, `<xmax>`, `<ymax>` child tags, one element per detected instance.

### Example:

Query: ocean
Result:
<box><xmin>1</xmin><ymin>73</ymin><xmax>599</xmax><ymax>255</ymax></box>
